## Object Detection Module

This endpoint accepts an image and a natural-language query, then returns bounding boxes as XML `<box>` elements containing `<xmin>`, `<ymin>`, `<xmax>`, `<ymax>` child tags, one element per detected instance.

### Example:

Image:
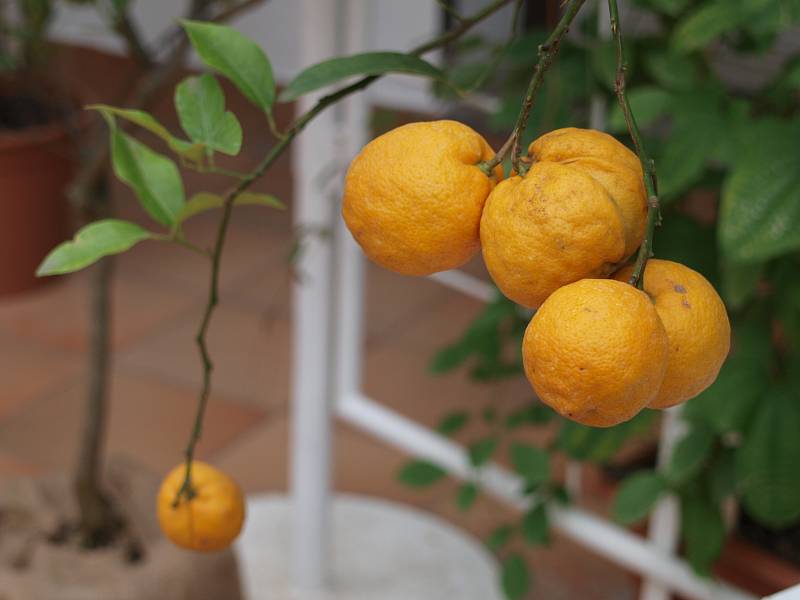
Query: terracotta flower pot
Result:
<box><xmin>0</xmin><ymin>95</ymin><xmax>79</xmax><ymax>297</ymax></box>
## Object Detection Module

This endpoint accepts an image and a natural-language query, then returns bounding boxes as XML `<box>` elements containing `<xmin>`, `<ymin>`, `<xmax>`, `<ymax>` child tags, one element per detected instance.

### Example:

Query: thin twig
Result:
<box><xmin>112</xmin><ymin>7</ymin><xmax>154</xmax><ymax>67</ymax></box>
<box><xmin>173</xmin><ymin>0</ymin><xmax>516</xmax><ymax>503</ymax></box>
<box><xmin>482</xmin><ymin>0</ymin><xmax>587</xmax><ymax>175</ymax></box>
<box><xmin>607</xmin><ymin>0</ymin><xmax>660</xmax><ymax>289</ymax></box>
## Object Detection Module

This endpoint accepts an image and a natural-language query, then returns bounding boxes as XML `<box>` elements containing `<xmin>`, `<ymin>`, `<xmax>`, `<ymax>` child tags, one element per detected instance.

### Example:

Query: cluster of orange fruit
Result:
<box><xmin>343</xmin><ymin>121</ymin><xmax>730</xmax><ymax>427</ymax></box>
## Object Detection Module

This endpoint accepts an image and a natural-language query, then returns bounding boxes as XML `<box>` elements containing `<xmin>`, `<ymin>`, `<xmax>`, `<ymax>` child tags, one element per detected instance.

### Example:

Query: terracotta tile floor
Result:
<box><xmin>0</xmin><ymin>45</ymin><xmax>641</xmax><ymax>598</ymax></box>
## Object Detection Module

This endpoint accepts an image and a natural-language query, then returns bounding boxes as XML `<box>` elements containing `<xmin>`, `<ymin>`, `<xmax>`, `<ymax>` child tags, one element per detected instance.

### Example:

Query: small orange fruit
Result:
<box><xmin>156</xmin><ymin>461</ymin><xmax>245</xmax><ymax>552</ymax></box>
<box><xmin>343</xmin><ymin>120</ymin><xmax>502</xmax><ymax>276</ymax></box>
<box><xmin>614</xmin><ymin>259</ymin><xmax>731</xmax><ymax>409</ymax></box>
<box><xmin>522</xmin><ymin>279</ymin><xmax>669</xmax><ymax>427</ymax></box>
<box><xmin>481</xmin><ymin>127</ymin><xmax>646</xmax><ymax>308</ymax></box>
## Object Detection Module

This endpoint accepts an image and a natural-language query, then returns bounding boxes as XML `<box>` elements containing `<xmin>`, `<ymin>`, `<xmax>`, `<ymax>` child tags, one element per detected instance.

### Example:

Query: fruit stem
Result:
<box><xmin>171</xmin><ymin>0</ymin><xmax>517</xmax><ymax>508</ymax></box>
<box><xmin>483</xmin><ymin>0</ymin><xmax>588</xmax><ymax>176</ymax></box>
<box><xmin>607</xmin><ymin>0</ymin><xmax>661</xmax><ymax>289</ymax></box>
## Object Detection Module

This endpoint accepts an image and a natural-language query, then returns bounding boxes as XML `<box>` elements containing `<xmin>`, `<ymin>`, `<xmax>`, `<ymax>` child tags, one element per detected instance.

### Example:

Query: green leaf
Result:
<box><xmin>176</xmin><ymin>192</ymin><xmax>284</xmax><ymax>225</ymax></box>
<box><xmin>736</xmin><ymin>388</ymin><xmax>800</xmax><ymax>528</ymax></box>
<box><xmin>521</xmin><ymin>503</ymin><xmax>550</xmax><ymax>545</ymax></box>
<box><xmin>665</xmin><ymin>425</ymin><xmax>714</xmax><ymax>485</ymax></box>
<box><xmin>510</xmin><ymin>443</ymin><xmax>550</xmax><ymax>487</ymax></box>
<box><xmin>37</xmin><ymin>220</ymin><xmax>151</xmax><ymax>276</ymax></box>
<box><xmin>486</xmin><ymin>524</ymin><xmax>514</xmax><ymax>552</ymax></box>
<box><xmin>468</xmin><ymin>437</ymin><xmax>499</xmax><ymax>468</ymax></box>
<box><xmin>708</xmin><ymin>448</ymin><xmax>737</xmax><ymax>502</ymax></box>
<box><xmin>634</xmin><ymin>0</ymin><xmax>691</xmax><ymax>16</ymax></box>
<box><xmin>613</xmin><ymin>471</ymin><xmax>666</xmax><ymax>525</ymax></box>
<box><xmin>719</xmin><ymin>124</ymin><xmax>800</xmax><ymax>263</ymax></box>
<box><xmin>103</xmin><ymin>114</ymin><xmax>185</xmax><ymax>226</ymax></box>
<box><xmin>720</xmin><ymin>260</ymin><xmax>762</xmax><ymax>310</ymax></box>
<box><xmin>500</xmin><ymin>555</ymin><xmax>530</xmax><ymax>600</ymax></box>
<box><xmin>672</xmin><ymin>2</ymin><xmax>743</xmax><ymax>52</ymax></box>
<box><xmin>506</xmin><ymin>403</ymin><xmax>554</xmax><ymax>429</ymax></box>
<box><xmin>655</xmin><ymin>213</ymin><xmax>718</xmax><ymax>285</ymax></box>
<box><xmin>182</xmin><ymin>20</ymin><xmax>275</xmax><ymax>113</ymax></box>
<box><xmin>436</xmin><ymin>411</ymin><xmax>469</xmax><ymax>436</ymax></box>
<box><xmin>397</xmin><ymin>460</ymin><xmax>447</xmax><ymax>488</ymax></box>
<box><xmin>174</xmin><ymin>74</ymin><xmax>242</xmax><ymax>156</ymax></box>
<box><xmin>608</xmin><ymin>87</ymin><xmax>671</xmax><ymax>133</ymax></box>
<box><xmin>430</xmin><ymin>343</ymin><xmax>470</xmax><ymax>373</ymax></box>
<box><xmin>89</xmin><ymin>105</ymin><xmax>204</xmax><ymax>163</ymax></box>
<box><xmin>278</xmin><ymin>52</ymin><xmax>443</xmax><ymax>102</ymax></box>
<box><xmin>681</xmin><ymin>493</ymin><xmax>726</xmax><ymax>575</ymax></box>
<box><xmin>591</xmin><ymin>41</ymin><xmax>619</xmax><ymax>91</ymax></box>
<box><xmin>644</xmin><ymin>50</ymin><xmax>700</xmax><ymax>91</ymax></box>
<box><xmin>556</xmin><ymin>410</ymin><xmax>657</xmax><ymax>463</ymax></box>
<box><xmin>457</xmin><ymin>482</ymin><xmax>479</xmax><ymax>511</ymax></box>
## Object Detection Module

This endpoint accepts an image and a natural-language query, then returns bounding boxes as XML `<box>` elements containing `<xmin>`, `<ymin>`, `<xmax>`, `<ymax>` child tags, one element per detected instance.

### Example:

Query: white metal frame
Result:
<box><xmin>289</xmin><ymin>1</ymin><xmax>760</xmax><ymax>599</ymax></box>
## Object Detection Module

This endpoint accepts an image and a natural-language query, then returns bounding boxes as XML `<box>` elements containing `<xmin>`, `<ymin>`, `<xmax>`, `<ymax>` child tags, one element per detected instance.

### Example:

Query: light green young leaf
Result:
<box><xmin>397</xmin><ymin>460</ymin><xmax>447</xmax><ymax>488</ymax></box>
<box><xmin>736</xmin><ymin>388</ymin><xmax>800</xmax><ymax>528</ymax></box>
<box><xmin>174</xmin><ymin>74</ymin><xmax>242</xmax><ymax>156</ymax></box>
<box><xmin>501</xmin><ymin>555</ymin><xmax>530</xmax><ymax>600</ymax></box>
<box><xmin>89</xmin><ymin>105</ymin><xmax>203</xmax><ymax>164</ymax></box>
<box><xmin>102</xmin><ymin>114</ymin><xmax>185</xmax><ymax>226</ymax></box>
<box><xmin>37</xmin><ymin>220</ymin><xmax>151</xmax><ymax>276</ymax></box>
<box><xmin>182</xmin><ymin>20</ymin><xmax>275</xmax><ymax>113</ymax></box>
<box><xmin>176</xmin><ymin>192</ymin><xmax>284</xmax><ymax>225</ymax></box>
<box><xmin>613</xmin><ymin>471</ymin><xmax>666</xmax><ymax>525</ymax></box>
<box><xmin>278</xmin><ymin>52</ymin><xmax>443</xmax><ymax>102</ymax></box>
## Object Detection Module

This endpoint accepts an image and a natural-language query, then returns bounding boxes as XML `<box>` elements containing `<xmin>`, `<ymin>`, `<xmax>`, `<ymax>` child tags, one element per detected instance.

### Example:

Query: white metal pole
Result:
<box><xmin>640</xmin><ymin>407</ymin><xmax>686</xmax><ymax>600</ymax></box>
<box><xmin>332</xmin><ymin>0</ymin><xmax>369</xmax><ymax>408</ymax></box>
<box><xmin>289</xmin><ymin>0</ymin><xmax>341</xmax><ymax>590</ymax></box>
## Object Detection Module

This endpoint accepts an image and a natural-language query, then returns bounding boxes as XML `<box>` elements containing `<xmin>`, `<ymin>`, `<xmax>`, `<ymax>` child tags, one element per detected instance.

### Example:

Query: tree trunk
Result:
<box><xmin>73</xmin><ymin>175</ymin><xmax>122</xmax><ymax>547</ymax></box>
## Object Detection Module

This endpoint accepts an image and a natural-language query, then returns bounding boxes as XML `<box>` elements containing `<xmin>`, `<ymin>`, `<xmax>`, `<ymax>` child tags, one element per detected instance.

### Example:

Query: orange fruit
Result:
<box><xmin>522</xmin><ymin>279</ymin><xmax>669</xmax><ymax>427</ymax></box>
<box><xmin>480</xmin><ymin>128</ymin><xmax>646</xmax><ymax>308</ymax></box>
<box><xmin>343</xmin><ymin>120</ymin><xmax>502</xmax><ymax>276</ymax></box>
<box><xmin>156</xmin><ymin>461</ymin><xmax>245</xmax><ymax>552</ymax></box>
<box><xmin>614</xmin><ymin>259</ymin><xmax>731</xmax><ymax>409</ymax></box>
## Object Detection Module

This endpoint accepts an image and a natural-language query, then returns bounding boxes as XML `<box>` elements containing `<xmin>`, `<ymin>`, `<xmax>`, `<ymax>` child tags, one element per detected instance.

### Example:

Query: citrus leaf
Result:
<box><xmin>501</xmin><ymin>555</ymin><xmax>530</xmax><ymax>600</ymax></box>
<box><xmin>486</xmin><ymin>524</ymin><xmax>514</xmax><ymax>552</ymax></box>
<box><xmin>174</xmin><ymin>74</ymin><xmax>242</xmax><ymax>156</ymax></box>
<box><xmin>468</xmin><ymin>437</ymin><xmax>499</xmax><ymax>468</ymax></box>
<box><xmin>736</xmin><ymin>388</ymin><xmax>800</xmax><ymax>527</ymax></box>
<box><xmin>278</xmin><ymin>52</ymin><xmax>443</xmax><ymax>102</ymax></box>
<box><xmin>521</xmin><ymin>503</ymin><xmax>550</xmax><ymax>545</ymax></box>
<box><xmin>102</xmin><ymin>113</ymin><xmax>185</xmax><ymax>227</ymax></box>
<box><xmin>672</xmin><ymin>2</ymin><xmax>743</xmax><ymax>52</ymax></box>
<box><xmin>436</xmin><ymin>411</ymin><xmax>469</xmax><ymax>436</ymax></box>
<box><xmin>457</xmin><ymin>482</ymin><xmax>478</xmax><ymax>511</ymax></box>
<box><xmin>176</xmin><ymin>192</ymin><xmax>284</xmax><ymax>225</ymax></box>
<box><xmin>509</xmin><ymin>443</ymin><xmax>550</xmax><ymax>487</ymax></box>
<box><xmin>665</xmin><ymin>424</ymin><xmax>714</xmax><ymax>485</ymax></box>
<box><xmin>681</xmin><ymin>493</ymin><xmax>726</xmax><ymax>575</ymax></box>
<box><xmin>397</xmin><ymin>460</ymin><xmax>446</xmax><ymax>488</ymax></box>
<box><xmin>182</xmin><ymin>20</ymin><xmax>275</xmax><ymax>113</ymax></box>
<box><xmin>613</xmin><ymin>471</ymin><xmax>666</xmax><ymax>525</ymax></box>
<box><xmin>37</xmin><ymin>220</ymin><xmax>151</xmax><ymax>276</ymax></box>
<box><xmin>88</xmin><ymin>105</ymin><xmax>204</xmax><ymax>163</ymax></box>
<box><xmin>608</xmin><ymin>86</ymin><xmax>671</xmax><ymax>133</ymax></box>
<box><xmin>719</xmin><ymin>124</ymin><xmax>800</xmax><ymax>263</ymax></box>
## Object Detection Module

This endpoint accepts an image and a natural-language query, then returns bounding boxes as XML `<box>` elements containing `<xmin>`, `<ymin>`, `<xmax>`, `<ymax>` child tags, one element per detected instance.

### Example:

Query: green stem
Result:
<box><xmin>172</xmin><ymin>0</ymin><xmax>515</xmax><ymax>504</ymax></box>
<box><xmin>482</xmin><ymin>0</ymin><xmax>588</xmax><ymax>175</ymax></box>
<box><xmin>607</xmin><ymin>0</ymin><xmax>660</xmax><ymax>289</ymax></box>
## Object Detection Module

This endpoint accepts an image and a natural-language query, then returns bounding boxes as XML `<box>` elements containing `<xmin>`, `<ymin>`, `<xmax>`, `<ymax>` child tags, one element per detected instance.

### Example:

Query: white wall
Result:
<box><xmin>49</xmin><ymin>0</ymin><xmax>441</xmax><ymax>112</ymax></box>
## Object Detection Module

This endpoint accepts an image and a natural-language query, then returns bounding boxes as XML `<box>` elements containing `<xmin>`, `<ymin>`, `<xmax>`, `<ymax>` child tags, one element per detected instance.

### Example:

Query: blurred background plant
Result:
<box><xmin>399</xmin><ymin>0</ymin><xmax>800</xmax><ymax>596</ymax></box>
